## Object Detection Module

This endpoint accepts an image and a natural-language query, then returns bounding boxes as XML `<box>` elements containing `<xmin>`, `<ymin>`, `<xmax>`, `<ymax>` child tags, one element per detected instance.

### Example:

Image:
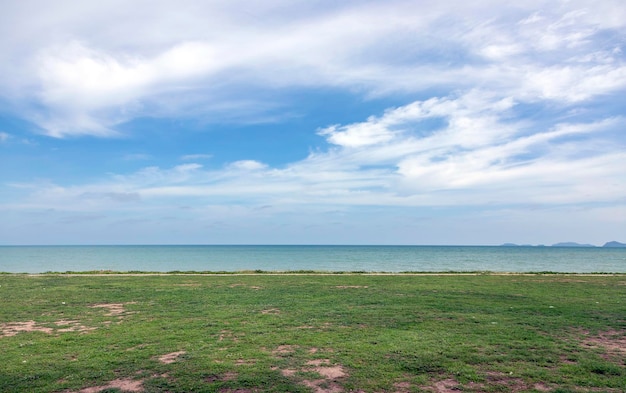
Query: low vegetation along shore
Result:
<box><xmin>0</xmin><ymin>273</ymin><xmax>624</xmax><ymax>392</ymax></box>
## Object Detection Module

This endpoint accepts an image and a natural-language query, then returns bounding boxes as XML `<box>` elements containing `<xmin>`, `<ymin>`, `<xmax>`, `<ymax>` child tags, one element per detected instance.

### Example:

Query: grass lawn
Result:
<box><xmin>0</xmin><ymin>273</ymin><xmax>624</xmax><ymax>392</ymax></box>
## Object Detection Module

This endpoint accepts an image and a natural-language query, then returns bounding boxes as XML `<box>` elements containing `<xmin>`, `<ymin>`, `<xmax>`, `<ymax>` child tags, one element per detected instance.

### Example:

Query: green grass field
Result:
<box><xmin>0</xmin><ymin>273</ymin><xmax>624</xmax><ymax>392</ymax></box>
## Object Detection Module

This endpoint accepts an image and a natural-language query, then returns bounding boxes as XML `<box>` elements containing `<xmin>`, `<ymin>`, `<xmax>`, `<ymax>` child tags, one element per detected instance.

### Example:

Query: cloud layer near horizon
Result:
<box><xmin>1</xmin><ymin>0</ymin><xmax>625</xmax><ymax>244</ymax></box>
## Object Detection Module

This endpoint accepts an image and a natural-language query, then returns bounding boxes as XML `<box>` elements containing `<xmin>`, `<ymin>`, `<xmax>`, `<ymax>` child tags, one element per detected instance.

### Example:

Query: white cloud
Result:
<box><xmin>227</xmin><ymin>160</ymin><xmax>268</xmax><ymax>171</ymax></box>
<box><xmin>1</xmin><ymin>1</ymin><xmax>625</xmax><ymax>137</ymax></box>
<box><xmin>10</xmin><ymin>90</ymin><xmax>622</xmax><ymax>215</ymax></box>
<box><xmin>519</xmin><ymin>65</ymin><xmax>626</xmax><ymax>102</ymax></box>
<box><xmin>0</xmin><ymin>132</ymin><xmax>9</xmax><ymax>142</ymax></box>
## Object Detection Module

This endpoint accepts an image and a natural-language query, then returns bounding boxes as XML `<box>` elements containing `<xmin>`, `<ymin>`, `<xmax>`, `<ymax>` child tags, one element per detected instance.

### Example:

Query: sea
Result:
<box><xmin>0</xmin><ymin>245</ymin><xmax>625</xmax><ymax>274</ymax></box>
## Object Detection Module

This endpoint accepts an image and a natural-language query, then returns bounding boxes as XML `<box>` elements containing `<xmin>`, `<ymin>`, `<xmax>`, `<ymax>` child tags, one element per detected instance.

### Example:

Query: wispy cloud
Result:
<box><xmin>2</xmin><ymin>1</ymin><xmax>625</xmax><ymax>137</ymax></box>
<box><xmin>180</xmin><ymin>154</ymin><xmax>212</xmax><ymax>161</ymax></box>
<box><xmin>8</xmin><ymin>90</ymin><xmax>625</xmax><ymax>212</ymax></box>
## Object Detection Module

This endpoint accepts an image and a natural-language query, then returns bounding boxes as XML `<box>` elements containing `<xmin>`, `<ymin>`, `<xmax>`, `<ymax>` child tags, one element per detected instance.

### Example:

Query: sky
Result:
<box><xmin>0</xmin><ymin>0</ymin><xmax>625</xmax><ymax>245</ymax></box>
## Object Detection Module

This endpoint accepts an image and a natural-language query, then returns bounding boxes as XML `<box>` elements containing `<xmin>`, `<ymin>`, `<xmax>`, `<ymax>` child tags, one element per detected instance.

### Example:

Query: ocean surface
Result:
<box><xmin>0</xmin><ymin>245</ymin><xmax>625</xmax><ymax>273</ymax></box>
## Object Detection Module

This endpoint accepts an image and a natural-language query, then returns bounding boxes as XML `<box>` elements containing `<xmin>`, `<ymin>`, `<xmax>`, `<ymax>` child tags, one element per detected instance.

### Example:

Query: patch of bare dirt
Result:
<box><xmin>0</xmin><ymin>320</ymin><xmax>53</xmax><ymax>337</ymax></box>
<box><xmin>278</xmin><ymin>368</ymin><xmax>297</xmax><ymax>377</ymax></box>
<box><xmin>429</xmin><ymin>378</ymin><xmax>460</xmax><ymax>393</ymax></box>
<box><xmin>1</xmin><ymin>319</ymin><xmax>96</xmax><ymax>337</ymax></box>
<box><xmin>270</xmin><ymin>346</ymin><xmax>348</xmax><ymax>392</ymax></box>
<box><xmin>78</xmin><ymin>378</ymin><xmax>143</xmax><ymax>393</ymax></box>
<box><xmin>458</xmin><ymin>371</ymin><xmax>527</xmax><ymax>392</ymax></box>
<box><xmin>422</xmin><ymin>372</ymin><xmax>534</xmax><ymax>393</ymax></box>
<box><xmin>302</xmin><ymin>379</ymin><xmax>344</xmax><ymax>393</ymax></box>
<box><xmin>157</xmin><ymin>351</ymin><xmax>186</xmax><ymax>364</ymax></box>
<box><xmin>581</xmin><ymin>329</ymin><xmax>626</xmax><ymax>359</ymax></box>
<box><xmin>272</xmin><ymin>344</ymin><xmax>298</xmax><ymax>355</ymax></box>
<box><xmin>393</xmin><ymin>381</ymin><xmax>411</xmax><ymax>393</ymax></box>
<box><xmin>261</xmin><ymin>308</ymin><xmax>280</xmax><ymax>314</ymax></box>
<box><xmin>55</xmin><ymin>320</ymin><xmax>97</xmax><ymax>333</ymax></box>
<box><xmin>533</xmin><ymin>382</ymin><xmax>552</xmax><ymax>391</ymax></box>
<box><xmin>311</xmin><ymin>365</ymin><xmax>346</xmax><ymax>379</ymax></box>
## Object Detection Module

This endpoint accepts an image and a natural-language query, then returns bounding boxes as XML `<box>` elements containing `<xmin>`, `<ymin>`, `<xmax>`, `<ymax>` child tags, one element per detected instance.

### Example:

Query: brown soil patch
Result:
<box><xmin>581</xmin><ymin>329</ymin><xmax>626</xmax><ymax>359</ymax></box>
<box><xmin>0</xmin><ymin>320</ymin><xmax>53</xmax><ymax>337</ymax></box>
<box><xmin>1</xmin><ymin>319</ymin><xmax>95</xmax><ymax>337</ymax></box>
<box><xmin>533</xmin><ymin>382</ymin><xmax>552</xmax><ymax>391</ymax></box>
<box><xmin>261</xmin><ymin>308</ymin><xmax>280</xmax><ymax>314</ymax></box>
<box><xmin>483</xmin><ymin>371</ymin><xmax>526</xmax><ymax>391</ymax></box>
<box><xmin>300</xmin><ymin>362</ymin><xmax>347</xmax><ymax>392</ymax></box>
<box><xmin>273</xmin><ymin>344</ymin><xmax>298</xmax><ymax>355</ymax></box>
<box><xmin>423</xmin><ymin>373</ymin><xmax>532</xmax><ymax>392</ymax></box>
<box><xmin>270</xmin><ymin>346</ymin><xmax>347</xmax><ymax>392</ymax></box>
<box><xmin>158</xmin><ymin>351</ymin><xmax>186</xmax><ymax>364</ymax></box>
<box><xmin>78</xmin><ymin>378</ymin><xmax>143</xmax><ymax>393</ymax></box>
<box><xmin>312</xmin><ymin>365</ymin><xmax>346</xmax><ymax>379</ymax></box>
<box><xmin>430</xmin><ymin>378</ymin><xmax>459</xmax><ymax>393</ymax></box>
<box><xmin>279</xmin><ymin>368</ymin><xmax>298</xmax><ymax>377</ymax></box>
<box><xmin>393</xmin><ymin>381</ymin><xmax>411</xmax><ymax>393</ymax></box>
<box><xmin>302</xmin><ymin>379</ymin><xmax>343</xmax><ymax>393</ymax></box>
<box><xmin>55</xmin><ymin>320</ymin><xmax>97</xmax><ymax>333</ymax></box>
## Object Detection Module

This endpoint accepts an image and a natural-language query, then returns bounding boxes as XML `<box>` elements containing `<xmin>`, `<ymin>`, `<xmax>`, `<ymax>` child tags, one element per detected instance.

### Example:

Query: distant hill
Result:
<box><xmin>551</xmin><ymin>242</ymin><xmax>596</xmax><ymax>248</ymax></box>
<box><xmin>602</xmin><ymin>241</ymin><xmax>626</xmax><ymax>248</ymax></box>
<box><xmin>501</xmin><ymin>241</ymin><xmax>626</xmax><ymax>248</ymax></box>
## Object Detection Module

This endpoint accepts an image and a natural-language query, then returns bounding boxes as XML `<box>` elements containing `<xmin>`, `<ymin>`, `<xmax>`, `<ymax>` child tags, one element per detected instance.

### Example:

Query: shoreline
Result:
<box><xmin>7</xmin><ymin>271</ymin><xmax>625</xmax><ymax>276</ymax></box>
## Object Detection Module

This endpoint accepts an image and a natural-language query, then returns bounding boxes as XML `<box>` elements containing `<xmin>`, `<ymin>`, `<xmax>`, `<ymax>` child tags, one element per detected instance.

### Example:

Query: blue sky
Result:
<box><xmin>1</xmin><ymin>0</ymin><xmax>625</xmax><ymax>245</ymax></box>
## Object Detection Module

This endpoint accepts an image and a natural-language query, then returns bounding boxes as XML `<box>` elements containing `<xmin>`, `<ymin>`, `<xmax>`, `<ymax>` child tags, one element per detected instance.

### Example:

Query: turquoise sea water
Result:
<box><xmin>0</xmin><ymin>245</ymin><xmax>625</xmax><ymax>273</ymax></box>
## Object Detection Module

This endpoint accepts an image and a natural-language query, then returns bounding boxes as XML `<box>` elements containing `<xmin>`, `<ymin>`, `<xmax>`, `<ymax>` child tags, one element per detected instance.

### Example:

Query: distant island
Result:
<box><xmin>500</xmin><ymin>241</ymin><xmax>626</xmax><ymax>248</ymax></box>
<box><xmin>552</xmin><ymin>242</ymin><xmax>596</xmax><ymax>248</ymax></box>
<box><xmin>603</xmin><ymin>241</ymin><xmax>626</xmax><ymax>248</ymax></box>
